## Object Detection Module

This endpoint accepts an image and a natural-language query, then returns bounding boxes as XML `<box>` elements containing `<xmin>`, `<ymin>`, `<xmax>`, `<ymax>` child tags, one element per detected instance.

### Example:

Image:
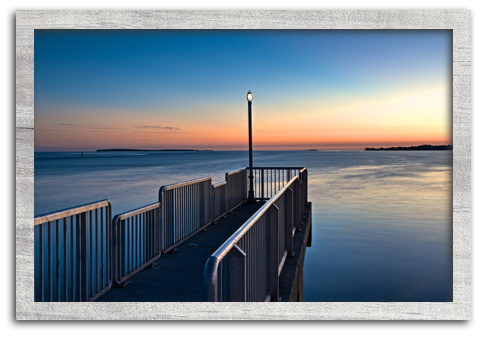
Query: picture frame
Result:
<box><xmin>15</xmin><ymin>9</ymin><xmax>471</xmax><ymax>320</ymax></box>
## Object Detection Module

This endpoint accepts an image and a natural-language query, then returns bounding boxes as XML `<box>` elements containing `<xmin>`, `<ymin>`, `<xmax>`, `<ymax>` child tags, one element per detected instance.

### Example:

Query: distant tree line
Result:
<box><xmin>365</xmin><ymin>144</ymin><xmax>452</xmax><ymax>151</ymax></box>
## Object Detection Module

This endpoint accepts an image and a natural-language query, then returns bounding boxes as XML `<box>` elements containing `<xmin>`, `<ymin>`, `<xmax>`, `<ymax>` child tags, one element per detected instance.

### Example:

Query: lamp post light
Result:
<box><xmin>247</xmin><ymin>90</ymin><xmax>255</xmax><ymax>203</ymax></box>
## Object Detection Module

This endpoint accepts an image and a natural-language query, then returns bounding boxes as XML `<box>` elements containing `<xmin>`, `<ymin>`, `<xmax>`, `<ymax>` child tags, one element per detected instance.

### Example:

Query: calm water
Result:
<box><xmin>34</xmin><ymin>150</ymin><xmax>453</xmax><ymax>302</ymax></box>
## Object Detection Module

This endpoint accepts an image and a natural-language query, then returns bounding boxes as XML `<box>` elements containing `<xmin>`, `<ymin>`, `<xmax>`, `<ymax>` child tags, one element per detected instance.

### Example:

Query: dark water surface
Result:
<box><xmin>35</xmin><ymin>150</ymin><xmax>452</xmax><ymax>302</ymax></box>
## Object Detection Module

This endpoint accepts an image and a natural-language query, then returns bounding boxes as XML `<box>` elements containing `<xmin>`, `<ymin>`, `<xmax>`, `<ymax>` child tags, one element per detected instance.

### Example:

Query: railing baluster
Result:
<box><xmin>100</xmin><ymin>207</ymin><xmax>104</xmax><ymax>291</ymax></box>
<box><xmin>70</xmin><ymin>215</ymin><xmax>74</xmax><ymax>301</ymax></box>
<box><xmin>107</xmin><ymin>205</ymin><xmax>112</xmax><ymax>284</ymax></box>
<box><xmin>39</xmin><ymin>223</ymin><xmax>44</xmax><ymax>302</ymax></box>
<box><xmin>48</xmin><ymin>221</ymin><xmax>52</xmax><ymax>302</ymax></box>
<box><xmin>135</xmin><ymin>214</ymin><xmax>139</xmax><ymax>269</ymax></box>
<box><xmin>63</xmin><ymin>218</ymin><xmax>67</xmax><ymax>301</ymax></box>
<box><xmin>75</xmin><ymin>214</ymin><xmax>81</xmax><ymax>301</ymax></box>
<box><xmin>89</xmin><ymin>210</ymin><xmax>93</xmax><ymax>298</ymax></box>
<box><xmin>95</xmin><ymin>209</ymin><xmax>99</xmax><ymax>295</ymax></box>
<box><xmin>56</xmin><ymin>220</ymin><xmax>60</xmax><ymax>301</ymax></box>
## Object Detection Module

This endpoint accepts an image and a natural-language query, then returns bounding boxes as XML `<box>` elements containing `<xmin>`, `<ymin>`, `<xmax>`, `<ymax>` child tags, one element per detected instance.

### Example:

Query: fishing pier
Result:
<box><xmin>34</xmin><ymin>167</ymin><xmax>312</xmax><ymax>302</ymax></box>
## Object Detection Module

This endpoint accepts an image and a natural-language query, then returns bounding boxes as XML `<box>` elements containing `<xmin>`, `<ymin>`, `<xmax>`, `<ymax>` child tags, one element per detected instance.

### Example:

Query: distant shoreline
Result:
<box><xmin>96</xmin><ymin>148</ymin><xmax>212</xmax><ymax>152</ymax></box>
<box><xmin>365</xmin><ymin>145</ymin><xmax>452</xmax><ymax>151</ymax></box>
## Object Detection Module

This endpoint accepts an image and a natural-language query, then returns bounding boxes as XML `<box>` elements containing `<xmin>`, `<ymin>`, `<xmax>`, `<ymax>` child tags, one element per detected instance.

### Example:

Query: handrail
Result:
<box><xmin>113</xmin><ymin>202</ymin><xmax>160</xmax><ymax>220</ymax></box>
<box><xmin>205</xmin><ymin>175</ymin><xmax>303</xmax><ymax>302</ymax></box>
<box><xmin>226</xmin><ymin>168</ymin><xmax>247</xmax><ymax>175</ymax></box>
<box><xmin>213</xmin><ymin>180</ymin><xmax>227</xmax><ymax>188</ymax></box>
<box><xmin>252</xmin><ymin>167</ymin><xmax>305</xmax><ymax>170</ymax></box>
<box><xmin>34</xmin><ymin>199</ymin><xmax>110</xmax><ymax>225</ymax></box>
<box><xmin>210</xmin><ymin>176</ymin><xmax>297</xmax><ymax>262</ymax></box>
<box><xmin>158</xmin><ymin>176</ymin><xmax>211</xmax><ymax>193</ymax></box>
<box><xmin>251</xmin><ymin>167</ymin><xmax>306</xmax><ymax>200</ymax></box>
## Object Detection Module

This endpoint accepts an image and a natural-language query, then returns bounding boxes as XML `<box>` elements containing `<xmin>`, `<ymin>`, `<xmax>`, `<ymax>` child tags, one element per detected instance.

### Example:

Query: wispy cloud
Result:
<box><xmin>54</xmin><ymin>123</ymin><xmax>119</xmax><ymax>130</ymax></box>
<box><xmin>135</xmin><ymin>125</ymin><xmax>181</xmax><ymax>131</ymax></box>
<box><xmin>55</xmin><ymin>123</ymin><xmax>81</xmax><ymax>127</ymax></box>
<box><xmin>134</xmin><ymin>125</ymin><xmax>182</xmax><ymax>133</ymax></box>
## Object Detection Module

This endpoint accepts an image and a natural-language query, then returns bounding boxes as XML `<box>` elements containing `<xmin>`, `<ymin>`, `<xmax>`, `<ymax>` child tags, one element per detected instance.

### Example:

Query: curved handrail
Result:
<box><xmin>204</xmin><ymin>176</ymin><xmax>299</xmax><ymax>301</ymax></box>
<box><xmin>211</xmin><ymin>176</ymin><xmax>297</xmax><ymax>262</ymax></box>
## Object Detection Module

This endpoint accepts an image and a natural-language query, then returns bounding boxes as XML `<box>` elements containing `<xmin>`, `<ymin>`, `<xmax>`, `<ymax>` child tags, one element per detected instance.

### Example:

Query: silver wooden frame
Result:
<box><xmin>16</xmin><ymin>10</ymin><xmax>471</xmax><ymax>320</ymax></box>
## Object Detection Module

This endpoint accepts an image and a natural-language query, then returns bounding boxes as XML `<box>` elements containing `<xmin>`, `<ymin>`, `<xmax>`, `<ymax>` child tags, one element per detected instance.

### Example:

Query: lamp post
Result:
<box><xmin>247</xmin><ymin>90</ymin><xmax>255</xmax><ymax>203</ymax></box>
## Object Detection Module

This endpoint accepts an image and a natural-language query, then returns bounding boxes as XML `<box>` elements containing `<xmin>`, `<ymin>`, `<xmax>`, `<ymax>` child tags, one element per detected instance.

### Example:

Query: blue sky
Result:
<box><xmin>34</xmin><ymin>29</ymin><xmax>452</xmax><ymax>150</ymax></box>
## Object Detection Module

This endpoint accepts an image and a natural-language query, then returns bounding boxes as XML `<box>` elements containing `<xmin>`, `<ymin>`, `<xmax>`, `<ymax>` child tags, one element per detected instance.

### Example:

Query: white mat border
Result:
<box><xmin>15</xmin><ymin>10</ymin><xmax>471</xmax><ymax>320</ymax></box>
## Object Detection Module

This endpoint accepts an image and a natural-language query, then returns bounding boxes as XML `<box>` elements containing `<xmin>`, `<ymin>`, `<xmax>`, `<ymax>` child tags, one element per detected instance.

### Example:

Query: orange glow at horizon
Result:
<box><xmin>35</xmin><ymin>81</ymin><xmax>451</xmax><ymax>151</ymax></box>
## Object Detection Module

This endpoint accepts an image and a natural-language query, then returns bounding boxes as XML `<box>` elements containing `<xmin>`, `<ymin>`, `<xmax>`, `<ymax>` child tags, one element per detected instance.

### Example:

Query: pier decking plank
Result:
<box><xmin>96</xmin><ymin>202</ymin><xmax>263</xmax><ymax>302</ymax></box>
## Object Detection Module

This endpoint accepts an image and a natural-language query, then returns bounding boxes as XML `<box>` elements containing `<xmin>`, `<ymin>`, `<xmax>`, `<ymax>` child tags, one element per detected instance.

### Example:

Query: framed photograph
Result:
<box><xmin>16</xmin><ymin>10</ymin><xmax>471</xmax><ymax>320</ymax></box>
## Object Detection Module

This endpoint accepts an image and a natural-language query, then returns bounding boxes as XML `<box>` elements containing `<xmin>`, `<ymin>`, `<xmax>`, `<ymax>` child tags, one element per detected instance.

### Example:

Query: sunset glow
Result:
<box><xmin>35</xmin><ymin>30</ymin><xmax>452</xmax><ymax>151</ymax></box>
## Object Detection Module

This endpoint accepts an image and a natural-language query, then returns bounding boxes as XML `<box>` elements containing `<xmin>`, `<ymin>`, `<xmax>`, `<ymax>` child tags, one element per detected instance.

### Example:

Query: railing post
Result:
<box><xmin>211</xmin><ymin>184</ymin><xmax>215</xmax><ymax>224</ymax></box>
<box><xmin>268</xmin><ymin>204</ymin><xmax>279</xmax><ymax>301</ymax></box>
<box><xmin>225</xmin><ymin>172</ymin><xmax>231</xmax><ymax>212</ymax></box>
<box><xmin>286</xmin><ymin>187</ymin><xmax>294</xmax><ymax>257</ymax></box>
<box><xmin>204</xmin><ymin>256</ymin><xmax>219</xmax><ymax>302</ymax></box>
<box><xmin>293</xmin><ymin>180</ymin><xmax>298</xmax><ymax>231</ymax></box>
<box><xmin>38</xmin><ymin>224</ymin><xmax>44</xmax><ymax>301</ymax></box>
<box><xmin>299</xmin><ymin>182</ymin><xmax>304</xmax><ymax>225</ymax></box>
<box><xmin>304</xmin><ymin>169</ymin><xmax>308</xmax><ymax>214</ymax></box>
<box><xmin>209</xmin><ymin>179</ymin><xmax>213</xmax><ymax>223</ymax></box>
<box><xmin>229</xmin><ymin>245</ymin><xmax>247</xmax><ymax>302</ymax></box>
<box><xmin>157</xmin><ymin>205</ymin><xmax>162</xmax><ymax>256</ymax></box>
<box><xmin>224</xmin><ymin>184</ymin><xmax>228</xmax><ymax>216</ymax></box>
<box><xmin>112</xmin><ymin>216</ymin><xmax>118</xmax><ymax>285</ymax></box>
<box><xmin>261</xmin><ymin>169</ymin><xmax>265</xmax><ymax>200</ymax></box>
<box><xmin>47</xmin><ymin>221</ymin><xmax>52</xmax><ymax>301</ymax></box>
<box><xmin>76</xmin><ymin>212</ymin><xmax>87</xmax><ymax>301</ymax></box>
<box><xmin>120</xmin><ymin>219</ymin><xmax>126</xmax><ymax>280</ymax></box>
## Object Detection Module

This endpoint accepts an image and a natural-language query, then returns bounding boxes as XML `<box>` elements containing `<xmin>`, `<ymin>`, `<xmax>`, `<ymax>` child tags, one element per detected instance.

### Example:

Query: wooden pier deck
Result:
<box><xmin>96</xmin><ymin>202</ymin><xmax>264</xmax><ymax>302</ymax></box>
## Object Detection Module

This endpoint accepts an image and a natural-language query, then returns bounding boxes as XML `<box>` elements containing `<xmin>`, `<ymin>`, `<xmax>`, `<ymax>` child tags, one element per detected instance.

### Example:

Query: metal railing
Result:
<box><xmin>34</xmin><ymin>200</ymin><xmax>112</xmax><ymax>302</ymax></box>
<box><xmin>252</xmin><ymin>167</ymin><xmax>304</xmax><ymax>200</ymax></box>
<box><xmin>34</xmin><ymin>166</ymin><xmax>308</xmax><ymax>302</ymax></box>
<box><xmin>212</xmin><ymin>181</ymin><xmax>228</xmax><ymax>222</ymax></box>
<box><xmin>204</xmin><ymin>175</ymin><xmax>306</xmax><ymax>302</ymax></box>
<box><xmin>159</xmin><ymin>177</ymin><xmax>212</xmax><ymax>253</ymax></box>
<box><xmin>112</xmin><ymin>202</ymin><xmax>162</xmax><ymax>286</ymax></box>
<box><xmin>225</xmin><ymin>168</ymin><xmax>247</xmax><ymax>212</ymax></box>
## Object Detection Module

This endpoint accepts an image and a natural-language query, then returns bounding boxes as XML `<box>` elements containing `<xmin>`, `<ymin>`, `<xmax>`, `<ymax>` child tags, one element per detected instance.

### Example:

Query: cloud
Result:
<box><xmin>53</xmin><ymin>123</ymin><xmax>118</xmax><ymax>130</ymax></box>
<box><xmin>135</xmin><ymin>125</ymin><xmax>182</xmax><ymax>131</ymax></box>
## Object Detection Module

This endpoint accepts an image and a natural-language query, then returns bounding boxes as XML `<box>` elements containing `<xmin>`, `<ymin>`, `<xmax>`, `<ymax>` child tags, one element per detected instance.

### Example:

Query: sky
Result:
<box><xmin>34</xmin><ymin>29</ymin><xmax>452</xmax><ymax>151</ymax></box>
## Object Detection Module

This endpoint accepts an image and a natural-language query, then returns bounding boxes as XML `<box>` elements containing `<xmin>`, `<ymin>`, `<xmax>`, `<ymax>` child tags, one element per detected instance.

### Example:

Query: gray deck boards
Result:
<box><xmin>96</xmin><ymin>202</ymin><xmax>263</xmax><ymax>302</ymax></box>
